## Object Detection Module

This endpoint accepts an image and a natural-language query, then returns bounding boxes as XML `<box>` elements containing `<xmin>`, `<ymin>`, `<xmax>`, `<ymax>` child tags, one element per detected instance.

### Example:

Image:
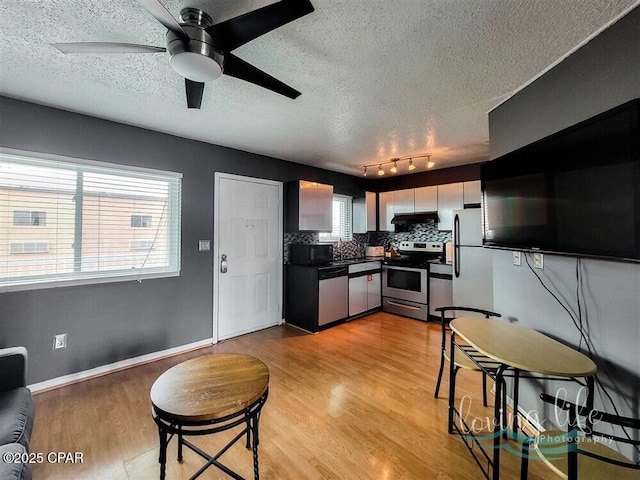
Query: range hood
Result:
<box><xmin>391</xmin><ymin>212</ymin><xmax>440</xmax><ymax>225</ymax></box>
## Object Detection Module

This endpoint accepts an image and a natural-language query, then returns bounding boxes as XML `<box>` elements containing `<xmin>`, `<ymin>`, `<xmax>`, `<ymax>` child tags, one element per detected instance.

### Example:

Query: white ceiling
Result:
<box><xmin>1</xmin><ymin>0</ymin><xmax>638</xmax><ymax>176</ymax></box>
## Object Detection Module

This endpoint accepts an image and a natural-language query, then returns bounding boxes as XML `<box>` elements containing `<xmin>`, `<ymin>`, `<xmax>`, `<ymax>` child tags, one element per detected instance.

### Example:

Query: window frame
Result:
<box><xmin>131</xmin><ymin>214</ymin><xmax>153</xmax><ymax>228</ymax></box>
<box><xmin>0</xmin><ymin>148</ymin><xmax>182</xmax><ymax>292</ymax></box>
<box><xmin>319</xmin><ymin>194</ymin><xmax>353</xmax><ymax>242</ymax></box>
<box><xmin>13</xmin><ymin>210</ymin><xmax>47</xmax><ymax>226</ymax></box>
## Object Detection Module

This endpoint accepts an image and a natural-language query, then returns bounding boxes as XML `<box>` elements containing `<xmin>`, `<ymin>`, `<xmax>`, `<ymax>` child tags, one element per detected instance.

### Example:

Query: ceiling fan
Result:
<box><xmin>52</xmin><ymin>0</ymin><xmax>314</xmax><ymax>109</ymax></box>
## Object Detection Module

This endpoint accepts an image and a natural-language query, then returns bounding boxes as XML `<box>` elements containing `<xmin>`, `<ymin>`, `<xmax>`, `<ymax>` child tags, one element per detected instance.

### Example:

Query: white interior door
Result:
<box><xmin>214</xmin><ymin>173</ymin><xmax>283</xmax><ymax>342</ymax></box>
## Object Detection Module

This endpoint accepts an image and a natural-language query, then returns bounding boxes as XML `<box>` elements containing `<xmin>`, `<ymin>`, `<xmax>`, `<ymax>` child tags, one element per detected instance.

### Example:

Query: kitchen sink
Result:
<box><xmin>330</xmin><ymin>259</ymin><xmax>362</xmax><ymax>265</ymax></box>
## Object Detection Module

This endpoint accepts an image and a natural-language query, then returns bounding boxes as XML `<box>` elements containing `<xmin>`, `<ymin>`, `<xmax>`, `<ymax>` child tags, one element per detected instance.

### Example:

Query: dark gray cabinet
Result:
<box><xmin>285</xmin><ymin>264</ymin><xmax>348</xmax><ymax>332</ymax></box>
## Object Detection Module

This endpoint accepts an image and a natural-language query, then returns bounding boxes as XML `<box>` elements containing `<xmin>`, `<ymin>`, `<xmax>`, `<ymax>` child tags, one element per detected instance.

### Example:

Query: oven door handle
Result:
<box><xmin>386</xmin><ymin>300</ymin><xmax>421</xmax><ymax>311</ymax></box>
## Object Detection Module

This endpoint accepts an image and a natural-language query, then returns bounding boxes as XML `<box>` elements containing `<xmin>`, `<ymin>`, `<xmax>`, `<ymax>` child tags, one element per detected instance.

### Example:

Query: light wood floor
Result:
<box><xmin>31</xmin><ymin>312</ymin><xmax>551</xmax><ymax>479</ymax></box>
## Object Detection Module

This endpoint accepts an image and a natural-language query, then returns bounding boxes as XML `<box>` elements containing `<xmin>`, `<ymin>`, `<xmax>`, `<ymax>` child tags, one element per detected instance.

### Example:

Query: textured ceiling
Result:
<box><xmin>1</xmin><ymin>0</ymin><xmax>638</xmax><ymax>176</ymax></box>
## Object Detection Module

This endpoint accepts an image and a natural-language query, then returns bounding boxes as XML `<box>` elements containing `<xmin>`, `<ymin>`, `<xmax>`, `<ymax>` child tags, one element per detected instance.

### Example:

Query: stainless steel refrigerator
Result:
<box><xmin>452</xmin><ymin>208</ymin><xmax>494</xmax><ymax>311</ymax></box>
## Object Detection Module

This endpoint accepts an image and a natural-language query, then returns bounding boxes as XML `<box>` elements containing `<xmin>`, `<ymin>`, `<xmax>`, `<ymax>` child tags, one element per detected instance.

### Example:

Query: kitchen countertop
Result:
<box><xmin>286</xmin><ymin>257</ymin><xmax>384</xmax><ymax>268</ymax></box>
<box><xmin>328</xmin><ymin>256</ymin><xmax>384</xmax><ymax>266</ymax></box>
<box><xmin>286</xmin><ymin>258</ymin><xmax>452</xmax><ymax>269</ymax></box>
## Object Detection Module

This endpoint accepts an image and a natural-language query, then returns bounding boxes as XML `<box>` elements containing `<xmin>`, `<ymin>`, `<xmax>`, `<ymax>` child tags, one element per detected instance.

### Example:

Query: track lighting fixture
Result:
<box><xmin>426</xmin><ymin>155</ymin><xmax>434</xmax><ymax>169</ymax></box>
<box><xmin>360</xmin><ymin>153</ymin><xmax>434</xmax><ymax>176</ymax></box>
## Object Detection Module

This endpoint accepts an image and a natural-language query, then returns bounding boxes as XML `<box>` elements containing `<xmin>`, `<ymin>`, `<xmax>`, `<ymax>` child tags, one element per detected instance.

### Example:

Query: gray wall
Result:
<box><xmin>488</xmin><ymin>6</ymin><xmax>640</xmax><ymax>429</ymax></box>
<box><xmin>0</xmin><ymin>96</ymin><xmax>369</xmax><ymax>384</ymax></box>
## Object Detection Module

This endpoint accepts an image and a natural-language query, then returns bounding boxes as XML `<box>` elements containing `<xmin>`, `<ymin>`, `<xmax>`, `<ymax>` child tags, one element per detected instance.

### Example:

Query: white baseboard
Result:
<box><xmin>28</xmin><ymin>338</ymin><xmax>213</xmax><ymax>393</ymax></box>
<box><xmin>502</xmin><ymin>392</ymin><xmax>546</xmax><ymax>434</ymax></box>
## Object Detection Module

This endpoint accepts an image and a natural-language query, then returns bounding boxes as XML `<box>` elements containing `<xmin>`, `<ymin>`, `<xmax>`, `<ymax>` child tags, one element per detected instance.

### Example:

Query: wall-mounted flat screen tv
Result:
<box><xmin>482</xmin><ymin>98</ymin><xmax>640</xmax><ymax>262</ymax></box>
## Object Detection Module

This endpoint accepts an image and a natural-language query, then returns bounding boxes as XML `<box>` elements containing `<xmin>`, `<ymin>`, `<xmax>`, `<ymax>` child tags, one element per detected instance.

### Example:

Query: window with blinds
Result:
<box><xmin>0</xmin><ymin>151</ymin><xmax>182</xmax><ymax>291</ymax></box>
<box><xmin>319</xmin><ymin>194</ymin><xmax>353</xmax><ymax>242</ymax></box>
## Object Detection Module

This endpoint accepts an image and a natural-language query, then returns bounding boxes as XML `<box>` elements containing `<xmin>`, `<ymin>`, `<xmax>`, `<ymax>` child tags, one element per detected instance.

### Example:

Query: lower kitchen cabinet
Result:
<box><xmin>348</xmin><ymin>262</ymin><xmax>381</xmax><ymax>317</ymax></box>
<box><xmin>348</xmin><ymin>273</ymin><xmax>381</xmax><ymax>316</ymax></box>
<box><xmin>286</xmin><ymin>261</ymin><xmax>381</xmax><ymax>332</ymax></box>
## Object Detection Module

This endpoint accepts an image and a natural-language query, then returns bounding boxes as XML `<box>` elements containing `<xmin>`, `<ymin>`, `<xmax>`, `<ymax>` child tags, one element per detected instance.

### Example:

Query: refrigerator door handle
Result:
<box><xmin>454</xmin><ymin>213</ymin><xmax>461</xmax><ymax>278</ymax></box>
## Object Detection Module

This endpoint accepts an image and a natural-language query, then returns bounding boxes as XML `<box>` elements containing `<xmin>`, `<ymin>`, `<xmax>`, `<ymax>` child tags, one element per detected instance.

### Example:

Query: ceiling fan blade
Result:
<box><xmin>185</xmin><ymin>79</ymin><xmax>205</xmax><ymax>109</ymax></box>
<box><xmin>207</xmin><ymin>0</ymin><xmax>314</xmax><ymax>52</ymax></box>
<box><xmin>223</xmin><ymin>53</ymin><xmax>301</xmax><ymax>99</ymax></box>
<box><xmin>52</xmin><ymin>42</ymin><xmax>166</xmax><ymax>54</ymax></box>
<box><xmin>136</xmin><ymin>0</ymin><xmax>188</xmax><ymax>37</ymax></box>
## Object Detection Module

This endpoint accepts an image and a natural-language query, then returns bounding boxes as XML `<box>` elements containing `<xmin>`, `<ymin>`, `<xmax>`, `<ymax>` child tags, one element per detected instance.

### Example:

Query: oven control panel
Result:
<box><xmin>398</xmin><ymin>241</ymin><xmax>443</xmax><ymax>253</ymax></box>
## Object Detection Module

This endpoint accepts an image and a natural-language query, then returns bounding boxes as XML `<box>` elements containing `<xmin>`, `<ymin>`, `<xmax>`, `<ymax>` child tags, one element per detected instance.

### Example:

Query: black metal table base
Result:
<box><xmin>447</xmin><ymin>332</ymin><xmax>595</xmax><ymax>480</ymax></box>
<box><xmin>153</xmin><ymin>390</ymin><xmax>268</xmax><ymax>480</ymax></box>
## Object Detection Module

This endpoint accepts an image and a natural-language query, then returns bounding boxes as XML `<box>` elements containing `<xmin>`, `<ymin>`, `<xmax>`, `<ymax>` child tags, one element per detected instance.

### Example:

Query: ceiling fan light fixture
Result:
<box><xmin>166</xmin><ymin>25</ymin><xmax>224</xmax><ymax>82</ymax></box>
<box><xmin>169</xmin><ymin>51</ymin><xmax>222</xmax><ymax>81</ymax></box>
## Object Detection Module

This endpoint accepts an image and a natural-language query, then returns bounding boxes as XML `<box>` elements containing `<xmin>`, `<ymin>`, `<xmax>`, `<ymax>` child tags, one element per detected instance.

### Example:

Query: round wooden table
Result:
<box><xmin>150</xmin><ymin>353</ymin><xmax>269</xmax><ymax>480</ymax></box>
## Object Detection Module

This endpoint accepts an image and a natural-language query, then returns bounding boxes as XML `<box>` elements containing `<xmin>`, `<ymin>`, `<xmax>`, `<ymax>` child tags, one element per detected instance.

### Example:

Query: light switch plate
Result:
<box><xmin>513</xmin><ymin>251</ymin><xmax>521</xmax><ymax>266</ymax></box>
<box><xmin>198</xmin><ymin>240</ymin><xmax>211</xmax><ymax>251</ymax></box>
<box><xmin>54</xmin><ymin>333</ymin><xmax>67</xmax><ymax>350</ymax></box>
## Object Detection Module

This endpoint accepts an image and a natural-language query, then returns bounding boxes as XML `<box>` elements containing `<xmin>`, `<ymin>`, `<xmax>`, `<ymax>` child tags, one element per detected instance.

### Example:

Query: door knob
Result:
<box><xmin>220</xmin><ymin>254</ymin><xmax>228</xmax><ymax>274</ymax></box>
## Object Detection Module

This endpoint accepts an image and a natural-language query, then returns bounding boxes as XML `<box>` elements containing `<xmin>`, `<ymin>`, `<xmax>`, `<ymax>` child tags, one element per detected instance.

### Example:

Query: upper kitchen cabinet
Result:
<box><xmin>414</xmin><ymin>186</ymin><xmax>437</xmax><ymax>212</ymax></box>
<box><xmin>463</xmin><ymin>180</ymin><xmax>481</xmax><ymax>207</ymax></box>
<box><xmin>393</xmin><ymin>189</ymin><xmax>414</xmax><ymax>214</ymax></box>
<box><xmin>353</xmin><ymin>191</ymin><xmax>377</xmax><ymax>233</ymax></box>
<box><xmin>285</xmin><ymin>180</ymin><xmax>333</xmax><ymax>232</ymax></box>
<box><xmin>378</xmin><ymin>189</ymin><xmax>415</xmax><ymax>231</ymax></box>
<box><xmin>437</xmin><ymin>182</ymin><xmax>464</xmax><ymax>231</ymax></box>
<box><xmin>378</xmin><ymin>191</ymin><xmax>394</xmax><ymax>231</ymax></box>
<box><xmin>366</xmin><ymin>191</ymin><xmax>376</xmax><ymax>231</ymax></box>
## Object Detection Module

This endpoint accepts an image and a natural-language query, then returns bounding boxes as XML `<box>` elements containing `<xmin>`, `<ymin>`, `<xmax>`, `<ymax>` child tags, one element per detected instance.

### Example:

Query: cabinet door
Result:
<box><xmin>393</xmin><ymin>189</ymin><xmax>414</xmax><ymax>214</ymax></box>
<box><xmin>315</xmin><ymin>182</ymin><xmax>334</xmax><ymax>231</ymax></box>
<box><xmin>366</xmin><ymin>191</ymin><xmax>377</xmax><ymax>231</ymax></box>
<box><xmin>378</xmin><ymin>191</ymin><xmax>394</xmax><ymax>231</ymax></box>
<box><xmin>298</xmin><ymin>181</ymin><xmax>333</xmax><ymax>231</ymax></box>
<box><xmin>298</xmin><ymin>180</ymin><xmax>317</xmax><ymax>231</ymax></box>
<box><xmin>414</xmin><ymin>186</ymin><xmax>437</xmax><ymax>212</ymax></box>
<box><xmin>352</xmin><ymin>196</ymin><xmax>366</xmax><ymax>234</ymax></box>
<box><xmin>367</xmin><ymin>272</ymin><xmax>381</xmax><ymax>309</ymax></box>
<box><xmin>463</xmin><ymin>180</ymin><xmax>481</xmax><ymax>206</ymax></box>
<box><xmin>349</xmin><ymin>276</ymin><xmax>368</xmax><ymax>316</ymax></box>
<box><xmin>437</xmin><ymin>183</ymin><xmax>464</xmax><ymax>231</ymax></box>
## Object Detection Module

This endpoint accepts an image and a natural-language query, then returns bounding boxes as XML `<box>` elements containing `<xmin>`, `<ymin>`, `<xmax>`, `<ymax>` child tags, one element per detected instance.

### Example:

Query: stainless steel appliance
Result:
<box><xmin>318</xmin><ymin>266</ymin><xmax>349</xmax><ymax>326</ymax></box>
<box><xmin>289</xmin><ymin>243</ymin><xmax>333</xmax><ymax>265</ymax></box>
<box><xmin>452</xmin><ymin>209</ymin><xmax>493</xmax><ymax>311</ymax></box>
<box><xmin>382</xmin><ymin>241</ymin><xmax>443</xmax><ymax>321</ymax></box>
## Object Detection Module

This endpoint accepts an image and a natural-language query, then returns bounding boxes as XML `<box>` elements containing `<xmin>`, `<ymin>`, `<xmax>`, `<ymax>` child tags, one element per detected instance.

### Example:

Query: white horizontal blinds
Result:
<box><xmin>319</xmin><ymin>194</ymin><xmax>353</xmax><ymax>241</ymax></box>
<box><xmin>0</xmin><ymin>152</ymin><xmax>181</xmax><ymax>291</ymax></box>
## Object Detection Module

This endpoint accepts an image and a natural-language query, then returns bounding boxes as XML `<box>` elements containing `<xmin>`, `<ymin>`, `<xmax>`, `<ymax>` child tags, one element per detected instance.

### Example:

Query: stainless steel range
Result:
<box><xmin>382</xmin><ymin>241</ymin><xmax>443</xmax><ymax>321</ymax></box>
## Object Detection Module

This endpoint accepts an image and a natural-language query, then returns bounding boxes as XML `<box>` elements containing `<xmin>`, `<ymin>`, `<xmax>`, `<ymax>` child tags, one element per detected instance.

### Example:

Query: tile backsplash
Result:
<box><xmin>284</xmin><ymin>221</ymin><xmax>451</xmax><ymax>263</ymax></box>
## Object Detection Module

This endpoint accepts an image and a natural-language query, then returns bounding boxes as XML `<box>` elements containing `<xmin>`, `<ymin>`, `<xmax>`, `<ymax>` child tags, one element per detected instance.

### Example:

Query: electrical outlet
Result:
<box><xmin>513</xmin><ymin>251</ymin><xmax>521</xmax><ymax>266</ymax></box>
<box><xmin>53</xmin><ymin>333</ymin><xmax>67</xmax><ymax>350</ymax></box>
<box><xmin>533</xmin><ymin>252</ymin><xmax>544</xmax><ymax>269</ymax></box>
